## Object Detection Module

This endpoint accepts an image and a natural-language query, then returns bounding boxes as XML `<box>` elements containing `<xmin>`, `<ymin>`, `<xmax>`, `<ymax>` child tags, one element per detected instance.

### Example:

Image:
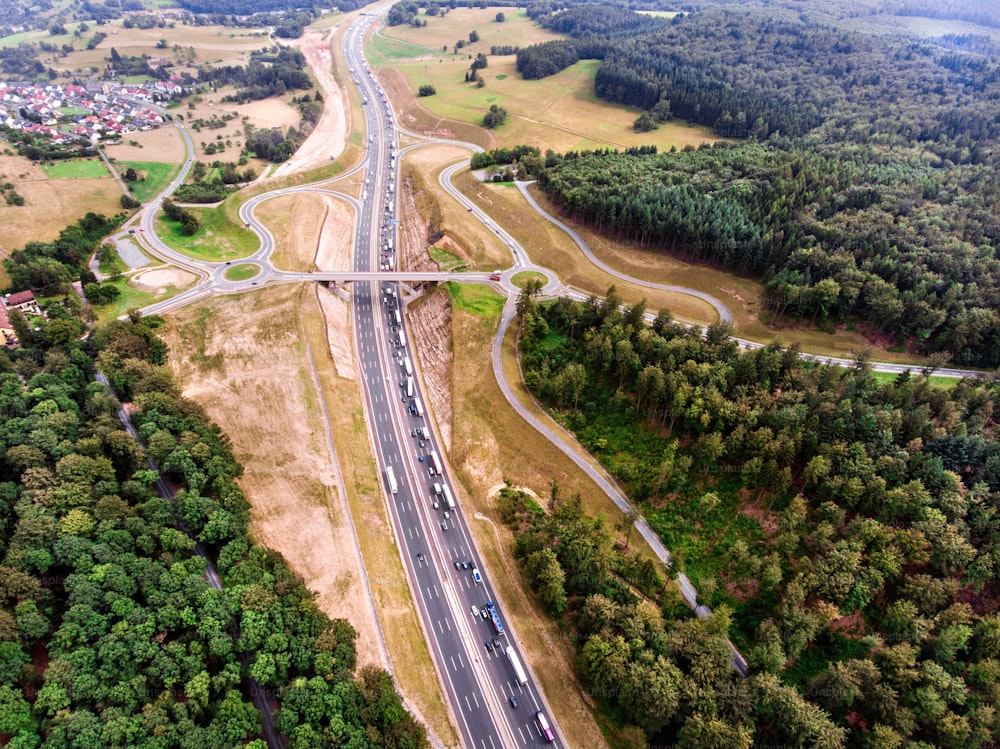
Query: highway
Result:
<box><xmin>342</xmin><ymin>14</ymin><xmax>564</xmax><ymax>748</ymax></box>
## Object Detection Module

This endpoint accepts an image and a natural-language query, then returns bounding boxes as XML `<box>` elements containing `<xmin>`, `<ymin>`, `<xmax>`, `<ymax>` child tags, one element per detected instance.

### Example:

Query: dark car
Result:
<box><xmin>509</xmin><ymin>695</ymin><xmax>518</xmax><ymax>709</ymax></box>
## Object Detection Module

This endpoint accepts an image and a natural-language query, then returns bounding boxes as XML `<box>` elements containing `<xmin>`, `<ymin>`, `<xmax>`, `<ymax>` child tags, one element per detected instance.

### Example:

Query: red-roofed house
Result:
<box><xmin>4</xmin><ymin>290</ymin><xmax>41</xmax><ymax>316</ymax></box>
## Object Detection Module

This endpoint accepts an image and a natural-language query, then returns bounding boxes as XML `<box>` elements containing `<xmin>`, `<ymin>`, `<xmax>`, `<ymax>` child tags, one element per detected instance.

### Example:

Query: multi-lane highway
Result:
<box><xmin>344</xmin><ymin>14</ymin><xmax>564</xmax><ymax>749</ymax></box>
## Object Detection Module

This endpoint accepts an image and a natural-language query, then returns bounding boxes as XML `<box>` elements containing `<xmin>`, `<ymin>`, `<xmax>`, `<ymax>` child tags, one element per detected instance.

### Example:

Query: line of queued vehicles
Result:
<box><xmin>366</xmin><ymin>53</ymin><xmax>556</xmax><ymax>737</ymax></box>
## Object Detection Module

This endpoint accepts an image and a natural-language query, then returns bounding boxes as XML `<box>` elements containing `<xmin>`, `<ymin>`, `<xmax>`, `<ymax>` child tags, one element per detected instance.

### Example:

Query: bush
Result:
<box><xmin>418</xmin><ymin>84</ymin><xmax>436</xmax><ymax>97</ymax></box>
<box><xmin>483</xmin><ymin>104</ymin><xmax>507</xmax><ymax>129</ymax></box>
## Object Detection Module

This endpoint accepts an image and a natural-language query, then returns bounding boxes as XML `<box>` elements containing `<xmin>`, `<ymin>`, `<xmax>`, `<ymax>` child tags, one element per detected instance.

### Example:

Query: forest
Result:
<box><xmin>512</xmin><ymin>2</ymin><xmax>1000</xmax><ymax>366</ymax></box>
<box><xmin>0</xmin><ymin>302</ymin><xmax>426</xmax><ymax>747</ymax></box>
<box><xmin>513</xmin><ymin>283</ymin><xmax>1000</xmax><ymax>748</ymax></box>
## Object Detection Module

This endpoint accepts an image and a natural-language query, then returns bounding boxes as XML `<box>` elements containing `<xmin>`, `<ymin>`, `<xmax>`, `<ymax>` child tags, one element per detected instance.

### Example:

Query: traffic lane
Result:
<box><xmin>355</xmin><ymin>295</ymin><xmax>500</xmax><ymax>747</ymax></box>
<box><xmin>358</xmin><ymin>274</ymin><xmax>505</xmax><ymax>741</ymax></box>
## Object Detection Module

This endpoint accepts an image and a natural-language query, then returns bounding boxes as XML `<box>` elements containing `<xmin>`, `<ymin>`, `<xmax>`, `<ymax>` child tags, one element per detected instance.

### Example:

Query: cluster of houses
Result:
<box><xmin>0</xmin><ymin>80</ymin><xmax>184</xmax><ymax>145</ymax></box>
<box><xmin>0</xmin><ymin>290</ymin><xmax>42</xmax><ymax>348</ymax></box>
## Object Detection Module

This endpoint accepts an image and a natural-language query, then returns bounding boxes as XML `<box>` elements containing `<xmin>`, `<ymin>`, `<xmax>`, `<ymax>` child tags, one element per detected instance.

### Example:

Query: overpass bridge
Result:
<box><xmin>276</xmin><ymin>270</ymin><xmax>497</xmax><ymax>285</ymax></box>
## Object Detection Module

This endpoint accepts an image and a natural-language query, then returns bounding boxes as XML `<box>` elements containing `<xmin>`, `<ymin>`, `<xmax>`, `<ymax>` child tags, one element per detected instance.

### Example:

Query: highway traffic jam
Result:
<box><xmin>347</xmin><ymin>13</ymin><xmax>561</xmax><ymax>748</ymax></box>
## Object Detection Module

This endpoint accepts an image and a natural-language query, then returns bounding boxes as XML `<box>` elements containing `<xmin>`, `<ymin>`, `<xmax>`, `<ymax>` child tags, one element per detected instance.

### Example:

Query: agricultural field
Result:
<box><xmin>181</xmin><ymin>90</ymin><xmax>302</xmax><ymax>165</ymax></box>
<box><xmin>38</xmin><ymin>158</ymin><xmax>110</xmax><ymax>179</ymax></box>
<box><xmin>22</xmin><ymin>19</ymin><xmax>271</xmax><ymax>78</ymax></box>
<box><xmin>0</xmin><ymin>152</ymin><xmax>123</xmax><ymax>257</ymax></box>
<box><xmin>372</xmin><ymin>8</ymin><xmax>723</xmax><ymax>152</ymax></box>
<box><xmin>105</xmin><ymin>126</ymin><xmax>187</xmax><ymax>166</ymax></box>
<box><xmin>119</xmin><ymin>161</ymin><xmax>179</xmax><ymax>203</ymax></box>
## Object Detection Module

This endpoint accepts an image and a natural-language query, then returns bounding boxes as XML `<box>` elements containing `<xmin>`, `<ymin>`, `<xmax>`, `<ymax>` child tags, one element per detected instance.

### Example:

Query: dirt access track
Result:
<box><xmin>273</xmin><ymin>27</ymin><xmax>350</xmax><ymax>176</ymax></box>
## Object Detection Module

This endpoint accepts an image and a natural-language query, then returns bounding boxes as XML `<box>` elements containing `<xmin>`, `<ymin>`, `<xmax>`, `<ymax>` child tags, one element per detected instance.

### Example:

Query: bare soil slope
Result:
<box><xmin>407</xmin><ymin>292</ymin><xmax>453</xmax><ymax>450</ymax></box>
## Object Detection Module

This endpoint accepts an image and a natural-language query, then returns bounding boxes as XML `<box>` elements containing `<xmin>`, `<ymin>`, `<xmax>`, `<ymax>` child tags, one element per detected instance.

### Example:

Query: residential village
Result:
<box><xmin>0</xmin><ymin>79</ymin><xmax>183</xmax><ymax>145</ymax></box>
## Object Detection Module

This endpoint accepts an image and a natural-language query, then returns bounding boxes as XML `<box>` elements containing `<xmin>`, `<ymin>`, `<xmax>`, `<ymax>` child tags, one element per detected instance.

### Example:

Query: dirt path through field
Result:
<box><xmin>161</xmin><ymin>285</ymin><xmax>380</xmax><ymax>669</ymax></box>
<box><xmin>277</xmin><ymin>28</ymin><xmax>350</xmax><ymax>175</ymax></box>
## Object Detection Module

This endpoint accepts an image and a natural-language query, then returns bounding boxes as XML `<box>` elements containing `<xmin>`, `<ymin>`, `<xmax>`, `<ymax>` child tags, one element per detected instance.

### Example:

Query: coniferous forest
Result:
<box><xmin>515</xmin><ymin>284</ymin><xmax>1000</xmax><ymax>749</ymax></box>
<box><xmin>512</xmin><ymin>1</ymin><xmax>1000</xmax><ymax>367</ymax></box>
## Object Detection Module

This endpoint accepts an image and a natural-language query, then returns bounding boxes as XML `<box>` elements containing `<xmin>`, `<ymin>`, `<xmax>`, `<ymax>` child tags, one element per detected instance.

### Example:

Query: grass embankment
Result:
<box><xmin>39</xmin><ymin>158</ymin><xmax>110</xmax><ymax>179</ymax></box>
<box><xmin>451</xmin><ymin>169</ymin><xmax>719</xmax><ymax>323</ymax></box>
<box><xmin>429</xmin><ymin>246</ymin><xmax>466</xmax><ymax>271</ymax></box>
<box><xmin>223</xmin><ymin>263</ymin><xmax>260</xmax><ymax>281</ymax></box>
<box><xmin>122</xmin><ymin>161</ymin><xmax>180</xmax><ymax>203</ymax></box>
<box><xmin>436</xmin><ymin>282</ymin><xmax>664</xmax><ymax>749</ymax></box>
<box><xmin>155</xmin><ymin>204</ymin><xmax>259</xmax><ymax>262</ymax></box>
<box><xmin>870</xmin><ymin>370</ymin><xmax>959</xmax><ymax>388</ymax></box>
<box><xmin>92</xmin><ymin>278</ymin><xmax>164</xmax><ymax>323</ymax></box>
<box><xmin>443</xmin><ymin>280</ymin><xmax>503</xmax><ymax>316</ymax></box>
<box><xmin>511</xmin><ymin>271</ymin><xmax>547</xmax><ymax>288</ymax></box>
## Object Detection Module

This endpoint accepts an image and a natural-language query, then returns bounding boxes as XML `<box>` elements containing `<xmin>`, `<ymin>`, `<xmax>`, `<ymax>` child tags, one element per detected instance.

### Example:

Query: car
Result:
<box><xmin>432</xmin><ymin>499</ymin><xmax>439</xmax><ymax>509</ymax></box>
<box><xmin>461</xmin><ymin>561</ymin><xmax>469</xmax><ymax>570</ymax></box>
<box><xmin>471</xmin><ymin>605</ymin><xmax>479</xmax><ymax>618</ymax></box>
<box><xmin>443</xmin><ymin>511</ymin><xmax>450</xmax><ymax>520</ymax></box>
<box><xmin>492</xmin><ymin>638</ymin><xmax>501</xmax><ymax>649</ymax></box>
<box><xmin>440</xmin><ymin>520</ymin><xmax>448</xmax><ymax>531</ymax></box>
<box><xmin>427</xmin><ymin>467</ymin><xmax>435</xmax><ymax>477</ymax></box>
<box><xmin>485</xmin><ymin>641</ymin><xmax>493</xmax><ymax>652</ymax></box>
<box><xmin>480</xmin><ymin>607</ymin><xmax>489</xmax><ymax>620</ymax></box>
<box><xmin>454</xmin><ymin>560</ymin><xmax>462</xmax><ymax>570</ymax></box>
<box><xmin>416</xmin><ymin>552</ymin><xmax>424</xmax><ymax>562</ymax></box>
<box><xmin>509</xmin><ymin>695</ymin><xmax>518</xmax><ymax>709</ymax></box>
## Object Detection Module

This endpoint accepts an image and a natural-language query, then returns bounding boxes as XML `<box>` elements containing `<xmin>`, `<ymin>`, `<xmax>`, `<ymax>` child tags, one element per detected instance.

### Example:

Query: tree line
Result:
<box><xmin>201</xmin><ymin>47</ymin><xmax>311</xmax><ymax>104</ymax></box>
<box><xmin>509</xmin><ymin>1</ymin><xmax>1000</xmax><ymax>366</ymax></box>
<box><xmin>3</xmin><ymin>212</ymin><xmax>120</xmax><ymax>295</ymax></box>
<box><xmin>533</xmin><ymin>132</ymin><xmax>1000</xmax><ymax>365</ymax></box>
<box><xmin>512</xmin><ymin>283</ymin><xmax>1000</xmax><ymax>748</ymax></box>
<box><xmin>0</xmin><ymin>304</ymin><xmax>427</xmax><ymax>747</ymax></box>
